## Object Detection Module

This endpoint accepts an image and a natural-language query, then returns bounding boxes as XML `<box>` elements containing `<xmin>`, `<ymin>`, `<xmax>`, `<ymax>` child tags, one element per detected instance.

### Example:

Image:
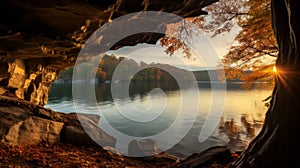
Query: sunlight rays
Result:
<box><xmin>273</xmin><ymin>66</ymin><xmax>277</xmax><ymax>73</ymax></box>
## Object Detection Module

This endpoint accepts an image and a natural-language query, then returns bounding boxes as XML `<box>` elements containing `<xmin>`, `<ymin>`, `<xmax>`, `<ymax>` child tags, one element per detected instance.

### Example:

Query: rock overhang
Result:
<box><xmin>0</xmin><ymin>0</ymin><xmax>218</xmax><ymax>105</ymax></box>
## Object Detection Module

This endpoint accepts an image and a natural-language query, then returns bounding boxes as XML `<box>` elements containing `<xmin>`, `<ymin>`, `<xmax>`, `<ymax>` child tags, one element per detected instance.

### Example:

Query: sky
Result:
<box><xmin>107</xmin><ymin>26</ymin><xmax>240</xmax><ymax>71</ymax></box>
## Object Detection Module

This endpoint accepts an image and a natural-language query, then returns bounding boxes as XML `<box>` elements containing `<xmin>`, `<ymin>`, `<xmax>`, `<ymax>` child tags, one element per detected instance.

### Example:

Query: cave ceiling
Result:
<box><xmin>0</xmin><ymin>0</ymin><xmax>217</xmax><ymax>66</ymax></box>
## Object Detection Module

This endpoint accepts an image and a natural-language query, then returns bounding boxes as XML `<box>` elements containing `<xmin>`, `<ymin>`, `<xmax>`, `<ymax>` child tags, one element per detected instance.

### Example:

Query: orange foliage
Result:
<box><xmin>218</xmin><ymin>0</ymin><xmax>277</xmax><ymax>89</ymax></box>
<box><xmin>160</xmin><ymin>0</ymin><xmax>277</xmax><ymax>89</ymax></box>
<box><xmin>160</xmin><ymin>20</ymin><xmax>194</xmax><ymax>58</ymax></box>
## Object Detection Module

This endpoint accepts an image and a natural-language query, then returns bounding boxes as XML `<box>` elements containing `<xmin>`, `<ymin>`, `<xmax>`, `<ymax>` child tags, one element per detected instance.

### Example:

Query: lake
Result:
<box><xmin>46</xmin><ymin>81</ymin><xmax>271</xmax><ymax>158</ymax></box>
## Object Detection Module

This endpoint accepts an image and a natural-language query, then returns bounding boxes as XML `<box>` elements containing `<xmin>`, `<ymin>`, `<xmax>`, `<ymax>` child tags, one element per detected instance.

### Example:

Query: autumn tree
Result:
<box><xmin>230</xmin><ymin>0</ymin><xmax>300</xmax><ymax>167</ymax></box>
<box><xmin>161</xmin><ymin>0</ymin><xmax>300</xmax><ymax>167</ymax></box>
<box><xmin>197</xmin><ymin>1</ymin><xmax>300</xmax><ymax>166</ymax></box>
<box><xmin>96</xmin><ymin>59</ymin><xmax>107</xmax><ymax>80</ymax></box>
<box><xmin>161</xmin><ymin>0</ymin><xmax>277</xmax><ymax>89</ymax></box>
<box><xmin>57</xmin><ymin>55</ymin><xmax>191</xmax><ymax>82</ymax></box>
<box><xmin>213</xmin><ymin>0</ymin><xmax>277</xmax><ymax>89</ymax></box>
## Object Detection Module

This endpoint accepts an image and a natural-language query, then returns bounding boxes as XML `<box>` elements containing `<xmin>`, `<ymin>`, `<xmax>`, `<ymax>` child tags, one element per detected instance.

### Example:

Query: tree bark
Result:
<box><xmin>231</xmin><ymin>0</ymin><xmax>300</xmax><ymax>167</ymax></box>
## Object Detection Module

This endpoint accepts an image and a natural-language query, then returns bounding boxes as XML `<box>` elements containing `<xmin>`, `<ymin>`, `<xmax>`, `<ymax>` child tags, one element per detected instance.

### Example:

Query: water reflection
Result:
<box><xmin>49</xmin><ymin>81</ymin><xmax>245</xmax><ymax>103</ymax></box>
<box><xmin>218</xmin><ymin>114</ymin><xmax>264</xmax><ymax>151</ymax></box>
<box><xmin>49</xmin><ymin>81</ymin><xmax>181</xmax><ymax>103</ymax></box>
<box><xmin>47</xmin><ymin>81</ymin><xmax>270</xmax><ymax>158</ymax></box>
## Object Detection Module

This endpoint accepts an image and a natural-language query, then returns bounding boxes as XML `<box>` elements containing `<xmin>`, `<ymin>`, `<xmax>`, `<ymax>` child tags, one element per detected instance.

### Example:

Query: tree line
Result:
<box><xmin>58</xmin><ymin>54</ymin><xmax>195</xmax><ymax>82</ymax></box>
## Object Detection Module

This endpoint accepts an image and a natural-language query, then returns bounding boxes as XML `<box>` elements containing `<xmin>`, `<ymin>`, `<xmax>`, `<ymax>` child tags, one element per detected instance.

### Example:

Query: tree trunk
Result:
<box><xmin>231</xmin><ymin>0</ymin><xmax>300</xmax><ymax>167</ymax></box>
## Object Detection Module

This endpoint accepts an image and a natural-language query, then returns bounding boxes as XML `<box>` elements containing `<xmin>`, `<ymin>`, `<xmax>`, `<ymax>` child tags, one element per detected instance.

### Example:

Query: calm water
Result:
<box><xmin>46</xmin><ymin>82</ymin><xmax>271</xmax><ymax>158</ymax></box>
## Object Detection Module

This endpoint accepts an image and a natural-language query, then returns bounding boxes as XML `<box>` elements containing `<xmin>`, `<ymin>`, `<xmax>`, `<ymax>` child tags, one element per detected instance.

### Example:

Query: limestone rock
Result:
<box><xmin>61</xmin><ymin>125</ymin><xmax>97</xmax><ymax>147</ymax></box>
<box><xmin>61</xmin><ymin>115</ymin><xmax>116</xmax><ymax>147</ymax></box>
<box><xmin>68</xmin><ymin>112</ymin><xmax>101</xmax><ymax>124</ymax></box>
<box><xmin>0</xmin><ymin>98</ymin><xmax>64</xmax><ymax>146</ymax></box>
<box><xmin>2</xmin><ymin>116</ymin><xmax>64</xmax><ymax>145</ymax></box>
<box><xmin>0</xmin><ymin>58</ymin><xmax>60</xmax><ymax>106</ymax></box>
<box><xmin>36</xmin><ymin>108</ymin><xmax>63</xmax><ymax>121</ymax></box>
<box><xmin>128</xmin><ymin>139</ymin><xmax>159</xmax><ymax>157</ymax></box>
<box><xmin>0</xmin><ymin>87</ymin><xmax>7</xmax><ymax>95</ymax></box>
<box><xmin>80</xmin><ymin>113</ymin><xmax>101</xmax><ymax>124</ymax></box>
<box><xmin>0</xmin><ymin>96</ymin><xmax>113</xmax><ymax>147</ymax></box>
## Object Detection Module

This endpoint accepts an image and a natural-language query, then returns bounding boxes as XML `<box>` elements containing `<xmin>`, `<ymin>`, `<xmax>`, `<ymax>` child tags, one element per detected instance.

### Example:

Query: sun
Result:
<box><xmin>273</xmin><ymin>66</ymin><xmax>277</xmax><ymax>73</ymax></box>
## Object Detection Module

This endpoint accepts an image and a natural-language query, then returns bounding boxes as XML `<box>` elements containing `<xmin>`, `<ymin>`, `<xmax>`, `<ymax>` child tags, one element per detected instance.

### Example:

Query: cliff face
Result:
<box><xmin>0</xmin><ymin>0</ymin><xmax>217</xmax><ymax>105</ymax></box>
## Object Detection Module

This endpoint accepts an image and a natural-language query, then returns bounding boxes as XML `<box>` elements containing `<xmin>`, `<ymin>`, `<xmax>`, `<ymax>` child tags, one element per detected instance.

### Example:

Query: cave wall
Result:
<box><xmin>0</xmin><ymin>0</ymin><xmax>217</xmax><ymax>106</ymax></box>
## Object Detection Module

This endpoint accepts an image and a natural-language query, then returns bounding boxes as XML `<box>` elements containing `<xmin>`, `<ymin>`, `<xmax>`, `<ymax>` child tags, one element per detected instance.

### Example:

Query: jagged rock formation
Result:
<box><xmin>0</xmin><ymin>0</ymin><xmax>217</xmax><ymax>105</ymax></box>
<box><xmin>0</xmin><ymin>58</ymin><xmax>60</xmax><ymax>105</ymax></box>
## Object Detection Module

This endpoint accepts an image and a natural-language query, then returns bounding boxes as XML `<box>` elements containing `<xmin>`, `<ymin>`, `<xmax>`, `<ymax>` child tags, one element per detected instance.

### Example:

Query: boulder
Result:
<box><xmin>36</xmin><ymin>108</ymin><xmax>63</xmax><ymax>121</ymax></box>
<box><xmin>0</xmin><ymin>101</ymin><xmax>35</xmax><ymax>137</ymax></box>
<box><xmin>0</xmin><ymin>97</ymin><xmax>64</xmax><ymax>146</ymax></box>
<box><xmin>70</xmin><ymin>113</ymin><xmax>101</xmax><ymax>124</ymax></box>
<box><xmin>0</xmin><ymin>96</ymin><xmax>114</xmax><ymax>148</ymax></box>
<box><xmin>61</xmin><ymin>115</ymin><xmax>116</xmax><ymax>147</ymax></box>
<box><xmin>128</xmin><ymin>139</ymin><xmax>159</xmax><ymax>157</ymax></box>
<box><xmin>61</xmin><ymin>125</ymin><xmax>98</xmax><ymax>147</ymax></box>
<box><xmin>2</xmin><ymin>116</ymin><xmax>63</xmax><ymax>145</ymax></box>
